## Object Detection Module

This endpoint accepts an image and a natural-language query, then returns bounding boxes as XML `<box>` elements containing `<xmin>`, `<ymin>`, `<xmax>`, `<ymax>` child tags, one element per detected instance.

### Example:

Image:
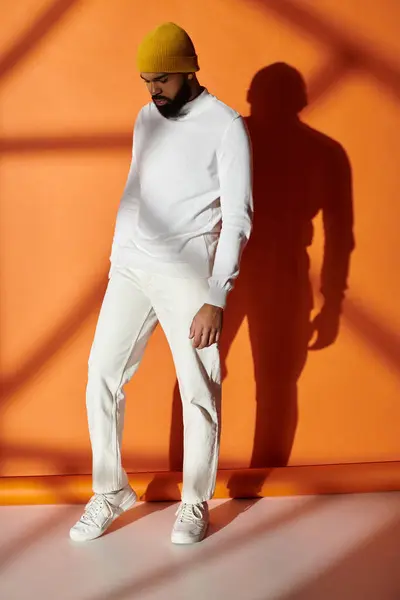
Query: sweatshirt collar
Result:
<box><xmin>183</xmin><ymin>88</ymin><xmax>210</xmax><ymax>115</ymax></box>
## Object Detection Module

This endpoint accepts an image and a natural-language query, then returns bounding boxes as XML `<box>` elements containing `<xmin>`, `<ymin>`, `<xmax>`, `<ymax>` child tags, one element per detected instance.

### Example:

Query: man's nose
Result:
<box><xmin>150</xmin><ymin>82</ymin><xmax>161</xmax><ymax>96</ymax></box>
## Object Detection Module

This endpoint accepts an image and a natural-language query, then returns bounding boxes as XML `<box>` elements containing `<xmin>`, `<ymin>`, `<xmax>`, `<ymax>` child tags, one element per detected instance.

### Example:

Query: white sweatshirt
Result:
<box><xmin>111</xmin><ymin>89</ymin><xmax>253</xmax><ymax>308</ymax></box>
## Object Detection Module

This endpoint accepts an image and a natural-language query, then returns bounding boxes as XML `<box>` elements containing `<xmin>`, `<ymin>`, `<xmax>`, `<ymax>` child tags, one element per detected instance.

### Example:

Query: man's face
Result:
<box><xmin>141</xmin><ymin>73</ymin><xmax>192</xmax><ymax>119</ymax></box>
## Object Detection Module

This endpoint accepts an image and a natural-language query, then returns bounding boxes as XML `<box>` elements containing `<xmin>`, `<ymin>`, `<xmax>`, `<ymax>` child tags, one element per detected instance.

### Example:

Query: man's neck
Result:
<box><xmin>188</xmin><ymin>82</ymin><xmax>204</xmax><ymax>102</ymax></box>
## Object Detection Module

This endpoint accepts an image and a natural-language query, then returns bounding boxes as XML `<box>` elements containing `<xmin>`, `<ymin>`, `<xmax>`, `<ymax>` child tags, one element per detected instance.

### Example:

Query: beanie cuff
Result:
<box><xmin>137</xmin><ymin>54</ymin><xmax>199</xmax><ymax>74</ymax></box>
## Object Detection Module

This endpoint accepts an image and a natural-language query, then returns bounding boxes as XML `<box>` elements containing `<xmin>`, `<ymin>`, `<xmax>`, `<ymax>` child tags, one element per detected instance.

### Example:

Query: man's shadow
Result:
<box><xmin>163</xmin><ymin>63</ymin><xmax>355</xmax><ymax>505</ymax></box>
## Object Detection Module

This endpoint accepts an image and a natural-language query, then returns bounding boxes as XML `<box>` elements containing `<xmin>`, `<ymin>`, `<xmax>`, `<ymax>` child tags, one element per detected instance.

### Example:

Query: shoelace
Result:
<box><xmin>176</xmin><ymin>503</ymin><xmax>204</xmax><ymax>524</ymax></box>
<box><xmin>81</xmin><ymin>494</ymin><xmax>110</xmax><ymax>526</ymax></box>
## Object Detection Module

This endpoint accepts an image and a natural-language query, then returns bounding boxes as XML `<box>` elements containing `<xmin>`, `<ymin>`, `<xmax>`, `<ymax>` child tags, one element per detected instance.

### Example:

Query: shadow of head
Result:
<box><xmin>248</xmin><ymin>62</ymin><xmax>307</xmax><ymax>123</ymax></box>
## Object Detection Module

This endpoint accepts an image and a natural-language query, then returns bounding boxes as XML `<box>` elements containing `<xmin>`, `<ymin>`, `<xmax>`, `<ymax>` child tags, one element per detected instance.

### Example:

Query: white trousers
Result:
<box><xmin>86</xmin><ymin>265</ymin><xmax>221</xmax><ymax>504</ymax></box>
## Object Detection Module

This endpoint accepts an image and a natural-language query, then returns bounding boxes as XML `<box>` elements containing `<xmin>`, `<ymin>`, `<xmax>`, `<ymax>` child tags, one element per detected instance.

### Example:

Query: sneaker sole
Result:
<box><xmin>171</xmin><ymin>523</ymin><xmax>208</xmax><ymax>545</ymax></box>
<box><xmin>70</xmin><ymin>489</ymin><xmax>137</xmax><ymax>542</ymax></box>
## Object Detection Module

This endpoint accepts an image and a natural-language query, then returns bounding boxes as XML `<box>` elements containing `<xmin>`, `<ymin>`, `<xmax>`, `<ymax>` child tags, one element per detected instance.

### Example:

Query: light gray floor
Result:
<box><xmin>1</xmin><ymin>492</ymin><xmax>400</xmax><ymax>600</ymax></box>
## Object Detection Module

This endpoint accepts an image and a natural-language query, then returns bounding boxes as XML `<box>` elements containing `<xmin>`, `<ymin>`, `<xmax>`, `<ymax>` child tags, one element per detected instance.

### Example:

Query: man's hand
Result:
<box><xmin>190</xmin><ymin>303</ymin><xmax>223</xmax><ymax>349</ymax></box>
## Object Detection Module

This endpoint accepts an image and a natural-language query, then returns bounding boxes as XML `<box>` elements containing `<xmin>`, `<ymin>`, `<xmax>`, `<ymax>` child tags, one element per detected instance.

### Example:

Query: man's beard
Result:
<box><xmin>152</xmin><ymin>78</ymin><xmax>192</xmax><ymax>119</ymax></box>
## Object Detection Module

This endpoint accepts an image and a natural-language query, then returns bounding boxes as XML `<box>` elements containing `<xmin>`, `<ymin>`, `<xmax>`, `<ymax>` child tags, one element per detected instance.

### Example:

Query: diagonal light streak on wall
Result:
<box><xmin>0</xmin><ymin>0</ymin><xmax>81</xmax><ymax>82</ymax></box>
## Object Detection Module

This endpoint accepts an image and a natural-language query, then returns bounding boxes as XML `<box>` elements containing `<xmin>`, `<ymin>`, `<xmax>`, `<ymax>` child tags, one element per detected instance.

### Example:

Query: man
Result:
<box><xmin>70</xmin><ymin>22</ymin><xmax>253</xmax><ymax>545</ymax></box>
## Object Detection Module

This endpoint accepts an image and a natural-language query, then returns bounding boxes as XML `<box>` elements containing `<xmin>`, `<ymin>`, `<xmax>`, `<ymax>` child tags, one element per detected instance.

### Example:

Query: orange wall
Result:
<box><xmin>1</xmin><ymin>0</ymin><xmax>400</xmax><ymax>477</ymax></box>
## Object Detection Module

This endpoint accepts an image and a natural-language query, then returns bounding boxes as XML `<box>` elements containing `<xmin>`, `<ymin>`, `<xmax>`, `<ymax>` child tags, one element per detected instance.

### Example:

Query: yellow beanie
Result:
<box><xmin>137</xmin><ymin>23</ymin><xmax>199</xmax><ymax>73</ymax></box>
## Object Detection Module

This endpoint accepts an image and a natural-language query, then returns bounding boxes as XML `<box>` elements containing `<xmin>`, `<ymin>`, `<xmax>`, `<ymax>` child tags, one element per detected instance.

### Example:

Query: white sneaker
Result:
<box><xmin>69</xmin><ymin>485</ymin><xmax>137</xmax><ymax>542</ymax></box>
<box><xmin>171</xmin><ymin>502</ymin><xmax>209</xmax><ymax>545</ymax></box>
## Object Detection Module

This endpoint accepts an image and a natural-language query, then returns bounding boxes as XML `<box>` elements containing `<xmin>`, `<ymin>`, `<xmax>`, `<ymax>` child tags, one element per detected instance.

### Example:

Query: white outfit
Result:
<box><xmin>87</xmin><ymin>90</ymin><xmax>252</xmax><ymax>503</ymax></box>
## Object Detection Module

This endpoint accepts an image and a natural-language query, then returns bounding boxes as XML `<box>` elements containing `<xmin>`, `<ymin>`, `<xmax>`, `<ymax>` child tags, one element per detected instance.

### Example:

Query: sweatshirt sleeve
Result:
<box><xmin>120</xmin><ymin>111</ymin><xmax>143</xmax><ymax>210</ymax></box>
<box><xmin>110</xmin><ymin>111</ymin><xmax>142</xmax><ymax>263</ymax></box>
<box><xmin>206</xmin><ymin>116</ymin><xmax>253</xmax><ymax>308</ymax></box>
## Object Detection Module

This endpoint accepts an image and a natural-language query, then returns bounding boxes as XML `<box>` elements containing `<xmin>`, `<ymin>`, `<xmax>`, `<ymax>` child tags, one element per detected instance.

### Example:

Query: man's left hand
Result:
<box><xmin>190</xmin><ymin>303</ymin><xmax>223</xmax><ymax>349</ymax></box>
